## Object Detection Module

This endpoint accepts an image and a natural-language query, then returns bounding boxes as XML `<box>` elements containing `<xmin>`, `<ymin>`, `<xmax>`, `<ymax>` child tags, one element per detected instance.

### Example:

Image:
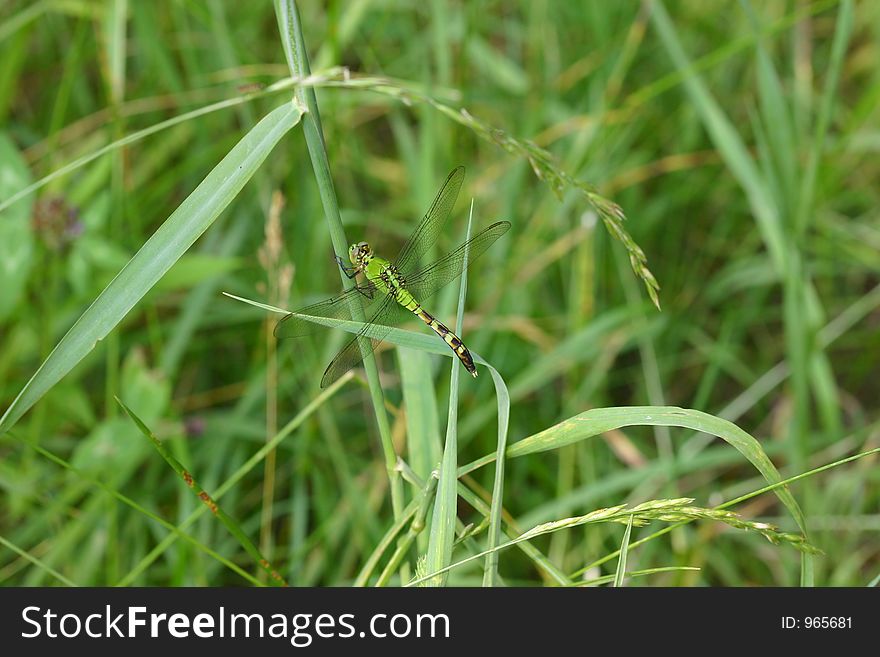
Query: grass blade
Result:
<box><xmin>482</xmin><ymin>362</ymin><xmax>511</xmax><ymax>586</ymax></box>
<box><xmin>504</xmin><ymin>406</ymin><xmax>807</xmax><ymax>535</ymax></box>
<box><xmin>399</xmin><ymin>349</ymin><xmax>442</xmax><ymax>482</ymax></box>
<box><xmin>0</xmin><ymin>101</ymin><xmax>303</xmax><ymax>434</ymax></box>
<box><xmin>116</xmin><ymin>372</ymin><xmax>350</xmax><ymax>586</ymax></box>
<box><xmin>116</xmin><ymin>397</ymin><xmax>287</xmax><ymax>585</ymax></box>
<box><xmin>0</xmin><ymin>534</ymin><xmax>76</xmax><ymax>587</ymax></box>
<box><xmin>613</xmin><ymin>515</ymin><xmax>634</xmax><ymax>587</ymax></box>
<box><xmin>577</xmin><ymin>566</ymin><xmax>701</xmax><ymax>587</ymax></box>
<box><xmin>19</xmin><ymin>436</ymin><xmax>263</xmax><ymax>585</ymax></box>
<box><xmin>424</xmin><ymin>202</ymin><xmax>473</xmax><ymax>586</ymax></box>
<box><xmin>795</xmin><ymin>0</ymin><xmax>854</xmax><ymax>233</ymax></box>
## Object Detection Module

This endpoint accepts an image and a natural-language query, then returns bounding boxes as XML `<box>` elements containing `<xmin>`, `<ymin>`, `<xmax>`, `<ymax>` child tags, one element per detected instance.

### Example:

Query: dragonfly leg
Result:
<box><xmin>334</xmin><ymin>254</ymin><xmax>360</xmax><ymax>279</ymax></box>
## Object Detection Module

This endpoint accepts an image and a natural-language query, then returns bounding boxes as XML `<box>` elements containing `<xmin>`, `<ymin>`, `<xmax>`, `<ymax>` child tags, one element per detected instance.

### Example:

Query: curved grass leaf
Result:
<box><xmin>227</xmin><ymin>293</ymin><xmax>498</xmax><ymax>370</ymax></box>
<box><xmin>494</xmin><ymin>406</ymin><xmax>806</xmax><ymax>534</ymax></box>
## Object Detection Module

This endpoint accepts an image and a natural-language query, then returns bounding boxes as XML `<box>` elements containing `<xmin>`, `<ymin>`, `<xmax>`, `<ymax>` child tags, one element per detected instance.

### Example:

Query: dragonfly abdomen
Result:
<box><xmin>383</xmin><ymin>269</ymin><xmax>476</xmax><ymax>376</ymax></box>
<box><xmin>405</xmin><ymin>297</ymin><xmax>477</xmax><ymax>378</ymax></box>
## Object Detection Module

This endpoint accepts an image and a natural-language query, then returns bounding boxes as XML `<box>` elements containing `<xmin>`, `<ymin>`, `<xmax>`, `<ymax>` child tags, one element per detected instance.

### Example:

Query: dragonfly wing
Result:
<box><xmin>319</xmin><ymin>220</ymin><xmax>510</xmax><ymax>387</ymax></box>
<box><xmin>320</xmin><ymin>324</ymin><xmax>391</xmax><ymax>388</ymax></box>
<box><xmin>319</xmin><ymin>294</ymin><xmax>414</xmax><ymax>387</ymax></box>
<box><xmin>406</xmin><ymin>221</ymin><xmax>511</xmax><ymax>302</ymax></box>
<box><xmin>274</xmin><ymin>283</ymin><xmax>378</xmax><ymax>339</ymax></box>
<box><xmin>393</xmin><ymin>166</ymin><xmax>465</xmax><ymax>275</ymax></box>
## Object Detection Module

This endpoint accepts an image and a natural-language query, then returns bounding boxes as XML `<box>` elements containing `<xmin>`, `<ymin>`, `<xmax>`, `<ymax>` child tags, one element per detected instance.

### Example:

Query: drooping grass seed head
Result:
<box><xmin>349</xmin><ymin>241</ymin><xmax>372</xmax><ymax>265</ymax></box>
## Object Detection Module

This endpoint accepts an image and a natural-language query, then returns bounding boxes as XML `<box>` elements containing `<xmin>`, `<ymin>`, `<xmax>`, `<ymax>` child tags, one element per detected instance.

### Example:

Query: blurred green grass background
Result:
<box><xmin>0</xmin><ymin>0</ymin><xmax>878</xmax><ymax>586</ymax></box>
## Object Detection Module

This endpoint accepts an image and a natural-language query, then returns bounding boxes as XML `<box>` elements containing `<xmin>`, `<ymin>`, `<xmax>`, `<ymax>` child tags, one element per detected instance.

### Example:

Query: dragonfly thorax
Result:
<box><xmin>348</xmin><ymin>241</ymin><xmax>373</xmax><ymax>266</ymax></box>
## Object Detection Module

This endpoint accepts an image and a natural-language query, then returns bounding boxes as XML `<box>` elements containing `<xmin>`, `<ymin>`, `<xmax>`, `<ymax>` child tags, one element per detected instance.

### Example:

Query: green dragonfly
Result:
<box><xmin>275</xmin><ymin>166</ymin><xmax>510</xmax><ymax>388</ymax></box>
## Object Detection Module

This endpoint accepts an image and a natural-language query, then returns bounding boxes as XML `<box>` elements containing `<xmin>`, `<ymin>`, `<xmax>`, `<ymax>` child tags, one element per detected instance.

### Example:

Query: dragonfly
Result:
<box><xmin>275</xmin><ymin>166</ymin><xmax>510</xmax><ymax>388</ymax></box>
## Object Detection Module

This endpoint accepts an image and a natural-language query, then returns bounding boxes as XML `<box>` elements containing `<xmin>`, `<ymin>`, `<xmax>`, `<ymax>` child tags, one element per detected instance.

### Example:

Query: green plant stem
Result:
<box><xmin>273</xmin><ymin>0</ymin><xmax>404</xmax><ymax>538</ymax></box>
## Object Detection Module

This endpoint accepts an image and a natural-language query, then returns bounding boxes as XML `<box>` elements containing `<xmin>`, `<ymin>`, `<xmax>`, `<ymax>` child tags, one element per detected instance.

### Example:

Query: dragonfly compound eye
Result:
<box><xmin>350</xmin><ymin>242</ymin><xmax>372</xmax><ymax>264</ymax></box>
<box><xmin>348</xmin><ymin>244</ymin><xmax>359</xmax><ymax>264</ymax></box>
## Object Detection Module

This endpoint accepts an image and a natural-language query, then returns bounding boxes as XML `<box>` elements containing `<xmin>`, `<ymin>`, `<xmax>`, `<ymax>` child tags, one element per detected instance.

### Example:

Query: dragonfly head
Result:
<box><xmin>349</xmin><ymin>241</ymin><xmax>372</xmax><ymax>265</ymax></box>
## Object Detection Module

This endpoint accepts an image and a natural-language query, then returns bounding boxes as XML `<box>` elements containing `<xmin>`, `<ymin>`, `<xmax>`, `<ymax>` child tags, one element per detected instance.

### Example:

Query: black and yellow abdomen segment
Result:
<box><xmin>372</xmin><ymin>259</ymin><xmax>477</xmax><ymax>377</ymax></box>
<box><xmin>412</xmin><ymin>305</ymin><xmax>477</xmax><ymax>377</ymax></box>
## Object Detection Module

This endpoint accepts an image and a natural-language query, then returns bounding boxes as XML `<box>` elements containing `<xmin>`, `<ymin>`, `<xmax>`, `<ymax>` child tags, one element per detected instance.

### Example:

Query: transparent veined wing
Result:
<box><xmin>319</xmin><ymin>292</ymin><xmax>415</xmax><ymax>388</ymax></box>
<box><xmin>405</xmin><ymin>221</ymin><xmax>511</xmax><ymax>302</ymax></box>
<box><xmin>392</xmin><ymin>166</ymin><xmax>465</xmax><ymax>276</ymax></box>
<box><xmin>274</xmin><ymin>282</ymin><xmax>380</xmax><ymax>339</ymax></box>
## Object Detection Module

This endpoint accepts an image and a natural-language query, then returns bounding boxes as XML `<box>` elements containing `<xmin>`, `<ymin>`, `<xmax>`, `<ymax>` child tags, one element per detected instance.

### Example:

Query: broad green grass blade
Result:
<box><xmin>226</xmin><ymin>293</ymin><xmax>503</xmax><ymax>374</ymax></box>
<box><xmin>399</xmin><ymin>348</ymin><xmax>441</xmax><ymax>561</ymax></box>
<box><xmin>504</xmin><ymin>407</ymin><xmax>807</xmax><ymax>535</ymax></box>
<box><xmin>0</xmin><ymin>102</ymin><xmax>303</xmax><ymax>434</ymax></box>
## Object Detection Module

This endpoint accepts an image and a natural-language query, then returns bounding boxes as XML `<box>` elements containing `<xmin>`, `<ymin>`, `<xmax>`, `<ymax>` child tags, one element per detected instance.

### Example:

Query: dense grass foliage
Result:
<box><xmin>0</xmin><ymin>0</ymin><xmax>877</xmax><ymax>586</ymax></box>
